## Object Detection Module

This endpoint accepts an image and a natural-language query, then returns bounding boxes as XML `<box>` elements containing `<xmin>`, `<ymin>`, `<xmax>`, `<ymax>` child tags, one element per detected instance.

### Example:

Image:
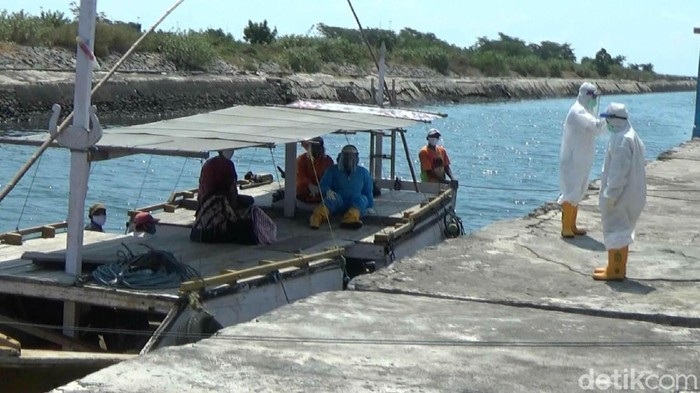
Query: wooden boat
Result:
<box><xmin>0</xmin><ymin>3</ymin><xmax>462</xmax><ymax>374</ymax></box>
<box><xmin>0</xmin><ymin>99</ymin><xmax>460</xmax><ymax>357</ymax></box>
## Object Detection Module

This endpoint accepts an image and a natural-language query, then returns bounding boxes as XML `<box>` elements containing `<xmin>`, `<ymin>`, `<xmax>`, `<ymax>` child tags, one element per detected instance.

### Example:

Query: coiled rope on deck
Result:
<box><xmin>92</xmin><ymin>243</ymin><xmax>201</xmax><ymax>289</ymax></box>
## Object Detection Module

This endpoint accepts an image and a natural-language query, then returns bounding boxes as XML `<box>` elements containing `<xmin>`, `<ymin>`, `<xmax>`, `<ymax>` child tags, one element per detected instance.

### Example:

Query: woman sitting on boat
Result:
<box><xmin>309</xmin><ymin>145</ymin><xmax>374</xmax><ymax>230</ymax></box>
<box><xmin>191</xmin><ymin>150</ymin><xmax>275</xmax><ymax>244</ymax></box>
<box><xmin>197</xmin><ymin>150</ymin><xmax>254</xmax><ymax>210</ymax></box>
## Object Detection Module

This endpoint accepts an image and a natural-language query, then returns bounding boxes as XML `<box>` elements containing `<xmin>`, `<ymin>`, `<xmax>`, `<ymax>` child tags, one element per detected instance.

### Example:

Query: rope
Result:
<box><xmin>0</xmin><ymin>0</ymin><xmax>187</xmax><ymax>204</ymax></box>
<box><xmin>269</xmin><ymin>271</ymin><xmax>290</xmax><ymax>304</ymax></box>
<box><xmin>268</xmin><ymin>147</ymin><xmax>283</xmax><ymax>189</ymax></box>
<box><xmin>245</xmin><ymin>148</ymin><xmax>258</xmax><ymax>174</ymax></box>
<box><xmin>171</xmin><ymin>157</ymin><xmax>189</xmax><ymax>195</ymax></box>
<box><xmin>15</xmin><ymin>153</ymin><xmax>43</xmax><ymax>230</ymax></box>
<box><xmin>92</xmin><ymin>243</ymin><xmax>201</xmax><ymax>289</ymax></box>
<box><xmin>134</xmin><ymin>155</ymin><xmax>154</xmax><ymax>208</ymax></box>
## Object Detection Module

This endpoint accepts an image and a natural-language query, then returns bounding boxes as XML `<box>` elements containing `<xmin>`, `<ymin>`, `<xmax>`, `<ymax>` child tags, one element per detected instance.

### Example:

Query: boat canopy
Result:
<box><xmin>0</xmin><ymin>100</ymin><xmax>445</xmax><ymax>160</ymax></box>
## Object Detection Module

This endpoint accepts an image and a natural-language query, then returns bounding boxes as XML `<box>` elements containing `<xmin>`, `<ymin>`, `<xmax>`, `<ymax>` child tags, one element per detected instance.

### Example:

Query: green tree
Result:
<box><xmin>594</xmin><ymin>48</ymin><xmax>613</xmax><ymax>76</ymax></box>
<box><xmin>528</xmin><ymin>41</ymin><xmax>576</xmax><ymax>62</ymax></box>
<box><xmin>472</xmin><ymin>33</ymin><xmax>533</xmax><ymax>57</ymax></box>
<box><xmin>243</xmin><ymin>19</ymin><xmax>277</xmax><ymax>44</ymax></box>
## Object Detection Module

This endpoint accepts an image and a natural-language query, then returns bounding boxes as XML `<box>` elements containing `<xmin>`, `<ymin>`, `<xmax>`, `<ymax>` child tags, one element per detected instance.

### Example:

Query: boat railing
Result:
<box><xmin>373</xmin><ymin>187</ymin><xmax>455</xmax><ymax>244</ymax></box>
<box><xmin>0</xmin><ymin>221</ymin><xmax>69</xmax><ymax>246</ymax></box>
<box><xmin>179</xmin><ymin>247</ymin><xmax>345</xmax><ymax>292</ymax></box>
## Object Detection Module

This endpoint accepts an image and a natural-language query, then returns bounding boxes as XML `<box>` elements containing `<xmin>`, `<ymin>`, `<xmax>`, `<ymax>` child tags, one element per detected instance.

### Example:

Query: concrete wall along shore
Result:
<box><xmin>0</xmin><ymin>68</ymin><xmax>695</xmax><ymax>126</ymax></box>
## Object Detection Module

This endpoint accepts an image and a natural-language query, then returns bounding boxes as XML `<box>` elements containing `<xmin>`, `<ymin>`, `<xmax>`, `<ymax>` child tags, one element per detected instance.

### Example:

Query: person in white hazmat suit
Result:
<box><xmin>558</xmin><ymin>82</ymin><xmax>606</xmax><ymax>238</ymax></box>
<box><xmin>593</xmin><ymin>103</ymin><xmax>646</xmax><ymax>281</ymax></box>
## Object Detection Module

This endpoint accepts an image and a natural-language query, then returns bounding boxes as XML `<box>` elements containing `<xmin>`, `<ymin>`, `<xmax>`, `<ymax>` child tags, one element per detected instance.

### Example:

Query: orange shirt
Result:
<box><xmin>296</xmin><ymin>153</ymin><xmax>334</xmax><ymax>202</ymax></box>
<box><xmin>418</xmin><ymin>145</ymin><xmax>450</xmax><ymax>182</ymax></box>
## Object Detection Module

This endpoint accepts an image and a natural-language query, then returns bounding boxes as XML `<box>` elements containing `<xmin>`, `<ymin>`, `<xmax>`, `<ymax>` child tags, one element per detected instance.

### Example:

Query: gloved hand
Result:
<box><xmin>366</xmin><ymin>207</ymin><xmax>376</xmax><ymax>215</ymax></box>
<box><xmin>326</xmin><ymin>190</ymin><xmax>338</xmax><ymax>201</ymax></box>
<box><xmin>308</xmin><ymin>184</ymin><xmax>319</xmax><ymax>196</ymax></box>
<box><xmin>605</xmin><ymin>198</ymin><xmax>616</xmax><ymax>211</ymax></box>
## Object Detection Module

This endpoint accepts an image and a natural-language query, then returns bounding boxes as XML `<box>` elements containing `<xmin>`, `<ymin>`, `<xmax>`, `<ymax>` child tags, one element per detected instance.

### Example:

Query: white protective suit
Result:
<box><xmin>598</xmin><ymin>103</ymin><xmax>647</xmax><ymax>250</ymax></box>
<box><xmin>558</xmin><ymin>82</ymin><xmax>606</xmax><ymax>205</ymax></box>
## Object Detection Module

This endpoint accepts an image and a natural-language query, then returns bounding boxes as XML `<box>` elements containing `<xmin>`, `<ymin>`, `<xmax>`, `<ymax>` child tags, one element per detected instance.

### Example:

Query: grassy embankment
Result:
<box><xmin>0</xmin><ymin>9</ymin><xmax>673</xmax><ymax>81</ymax></box>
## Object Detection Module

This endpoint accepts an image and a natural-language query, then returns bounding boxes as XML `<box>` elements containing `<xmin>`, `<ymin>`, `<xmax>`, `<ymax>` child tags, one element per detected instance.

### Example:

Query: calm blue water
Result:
<box><xmin>0</xmin><ymin>91</ymin><xmax>694</xmax><ymax>234</ymax></box>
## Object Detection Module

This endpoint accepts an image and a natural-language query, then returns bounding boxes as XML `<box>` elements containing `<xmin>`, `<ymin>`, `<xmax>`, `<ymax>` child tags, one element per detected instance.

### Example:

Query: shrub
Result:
<box><xmin>574</xmin><ymin>63</ymin><xmax>598</xmax><ymax>78</ymax></box>
<box><xmin>286</xmin><ymin>47</ymin><xmax>321</xmax><ymax>73</ymax></box>
<box><xmin>507</xmin><ymin>56</ymin><xmax>548</xmax><ymax>77</ymax></box>
<box><xmin>470</xmin><ymin>50</ymin><xmax>508</xmax><ymax>76</ymax></box>
<box><xmin>160</xmin><ymin>32</ymin><xmax>216</xmax><ymax>71</ymax></box>
<box><xmin>316</xmin><ymin>38</ymin><xmax>367</xmax><ymax>65</ymax></box>
<box><xmin>424</xmin><ymin>48</ymin><xmax>450</xmax><ymax>74</ymax></box>
<box><xmin>543</xmin><ymin>59</ymin><xmax>573</xmax><ymax>78</ymax></box>
<box><xmin>93</xmin><ymin>21</ymin><xmax>141</xmax><ymax>57</ymax></box>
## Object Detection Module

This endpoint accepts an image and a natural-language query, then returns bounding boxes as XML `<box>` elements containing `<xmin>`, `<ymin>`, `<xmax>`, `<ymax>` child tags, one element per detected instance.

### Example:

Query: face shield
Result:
<box><xmin>337</xmin><ymin>145</ymin><xmax>359</xmax><ymax>174</ymax></box>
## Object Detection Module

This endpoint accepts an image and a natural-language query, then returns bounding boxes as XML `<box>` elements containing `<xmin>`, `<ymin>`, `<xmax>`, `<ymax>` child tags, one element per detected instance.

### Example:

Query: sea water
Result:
<box><xmin>0</xmin><ymin>91</ymin><xmax>694</xmax><ymax>234</ymax></box>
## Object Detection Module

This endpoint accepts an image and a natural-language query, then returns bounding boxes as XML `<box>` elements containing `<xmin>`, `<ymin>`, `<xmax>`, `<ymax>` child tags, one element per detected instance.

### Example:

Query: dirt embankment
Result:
<box><xmin>0</xmin><ymin>46</ymin><xmax>695</xmax><ymax>126</ymax></box>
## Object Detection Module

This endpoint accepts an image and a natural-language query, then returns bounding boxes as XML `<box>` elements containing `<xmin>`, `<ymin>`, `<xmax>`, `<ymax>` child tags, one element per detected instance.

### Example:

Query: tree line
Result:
<box><xmin>0</xmin><ymin>9</ymin><xmax>662</xmax><ymax>81</ymax></box>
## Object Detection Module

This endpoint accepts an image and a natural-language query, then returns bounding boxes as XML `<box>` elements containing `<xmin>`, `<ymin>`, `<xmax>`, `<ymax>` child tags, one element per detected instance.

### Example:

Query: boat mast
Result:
<box><xmin>65</xmin><ymin>0</ymin><xmax>98</xmax><ymax>277</ymax></box>
<box><xmin>62</xmin><ymin>0</ymin><xmax>101</xmax><ymax>337</ymax></box>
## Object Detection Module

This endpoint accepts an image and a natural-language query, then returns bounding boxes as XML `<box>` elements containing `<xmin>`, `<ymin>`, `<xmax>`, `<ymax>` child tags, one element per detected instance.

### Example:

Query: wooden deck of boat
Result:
<box><xmin>0</xmin><ymin>186</ymin><xmax>433</xmax><ymax>311</ymax></box>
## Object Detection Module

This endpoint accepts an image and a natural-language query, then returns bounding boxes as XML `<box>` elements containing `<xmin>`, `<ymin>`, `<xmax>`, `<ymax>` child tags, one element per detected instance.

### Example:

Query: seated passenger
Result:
<box><xmin>296</xmin><ymin>137</ymin><xmax>334</xmax><ymax>203</ymax></box>
<box><xmin>85</xmin><ymin>203</ymin><xmax>107</xmax><ymax>232</ymax></box>
<box><xmin>197</xmin><ymin>150</ymin><xmax>254</xmax><ymax>211</ymax></box>
<box><xmin>309</xmin><ymin>145</ymin><xmax>375</xmax><ymax>230</ymax></box>
<box><xmin>131</xmin><ymin>212</ymin><xmax>159</xmax><ymax>237</ymax></box>
<box><xmin>192</xmin><ymin>151</ymin><xmax>276</xmax><ymax>244</ymax></box>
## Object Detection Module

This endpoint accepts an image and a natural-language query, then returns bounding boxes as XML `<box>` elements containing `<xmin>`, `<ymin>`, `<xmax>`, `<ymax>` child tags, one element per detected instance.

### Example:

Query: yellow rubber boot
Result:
<box><xmin>571</xmin><ymin>205</ymin><xmax>587</xmax><ymax>236</ymax></box>
<box><xmin>592</xmin><ymin>246</ymin><xmax>627</xmax><ymax>281</ymax></box>
<box><xmin>594</xmin><ymin>246</ymin><xmax>628</xmax><ymax>275</ymax></box>
<box><xmin>561</xmin><ymin>202</ymin><xmax>575</xmax><ymax>238</ymax></box>
<box><xmin>309</xmin><ymin>205</ymin><xmax>329</xmax><ymax>229</ymax></box>
<box><xmin>340</xmin><ymin>207</ymin><xmax>363</xmax><ymax>230</ymax></box>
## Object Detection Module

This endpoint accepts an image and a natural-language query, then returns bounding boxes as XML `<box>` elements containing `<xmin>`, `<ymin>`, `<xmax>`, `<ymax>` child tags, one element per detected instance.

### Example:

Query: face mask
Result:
<box><xmin>428</xmin><ymin>137</ymin><xmax>439</xmax><ymax>146</ymax></box>
<box><xmin>92</xmin><ymin>215</ymin><xmax>106</xmax><ymax>226</ymax></box>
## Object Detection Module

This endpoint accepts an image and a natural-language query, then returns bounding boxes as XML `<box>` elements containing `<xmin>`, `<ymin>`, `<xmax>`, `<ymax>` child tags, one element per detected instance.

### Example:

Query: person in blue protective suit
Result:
<box><xmin>558</xmin><ymin>82</ymin><xmax>606</xmax><ymax>238</ymax></box>
<box><xmin>593</xmin><ymin>103</ymin><xmax>646</xmax><ymax>281</ymax></box>
<box><xmin>309</xmin><ymin>144</ymin><xmax>375</xmax><ymax>230</ymax></box>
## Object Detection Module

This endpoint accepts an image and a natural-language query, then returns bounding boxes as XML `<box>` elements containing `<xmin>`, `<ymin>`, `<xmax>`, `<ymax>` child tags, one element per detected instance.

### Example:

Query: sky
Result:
<box><xmin>3</xmin><ymin>0</ymin><xmax>700</xmax><ymax>76</ymax></box>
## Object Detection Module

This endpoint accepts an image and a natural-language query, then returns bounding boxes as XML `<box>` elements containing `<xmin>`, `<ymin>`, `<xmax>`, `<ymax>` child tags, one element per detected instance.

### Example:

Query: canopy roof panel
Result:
<box><xmin>0</xmin><ymin>100</ymin><xmax>445</xmax><ymax>159</ymax></box>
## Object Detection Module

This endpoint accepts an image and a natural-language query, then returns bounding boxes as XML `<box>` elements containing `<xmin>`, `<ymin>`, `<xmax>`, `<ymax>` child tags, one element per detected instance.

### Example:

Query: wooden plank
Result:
<box><xmin>3</xmin><ymin>233</ymin><xmax>22</xmax><ymax>246</ymax></box>
<box><xmin>0</xmin><ymin>332</ymin><xmax>21</xmax><ymax>353</ymax></box>
<box><xmin>41</xmin><ymin>226</ymin><xmax>57</xmax><ymax>239</ymax></box>
<box><xmin>180</xmin><ymin>248</ymin><xmax>345</xmax><ymax>291</ymax></box>
<box><xmin>0</xmin><ymin>314</ymin><xmax>100</xmax><ymax>352</ymax></box>
<box><xmin>0</xmin><ymin>277</ymin><xmax>177</xmax><ymax>313</ymax></box>
<box><xmin>0</xmin><ymin>349</ymin><xmax>134</xmax><ymax>366</ymax></box>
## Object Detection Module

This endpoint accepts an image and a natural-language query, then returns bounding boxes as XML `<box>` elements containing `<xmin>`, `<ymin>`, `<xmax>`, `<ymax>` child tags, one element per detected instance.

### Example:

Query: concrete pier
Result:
<box><xmin>53</xmin><ymin>140</ymin><xmax>700</xmax><ymax>392</ymax></box>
